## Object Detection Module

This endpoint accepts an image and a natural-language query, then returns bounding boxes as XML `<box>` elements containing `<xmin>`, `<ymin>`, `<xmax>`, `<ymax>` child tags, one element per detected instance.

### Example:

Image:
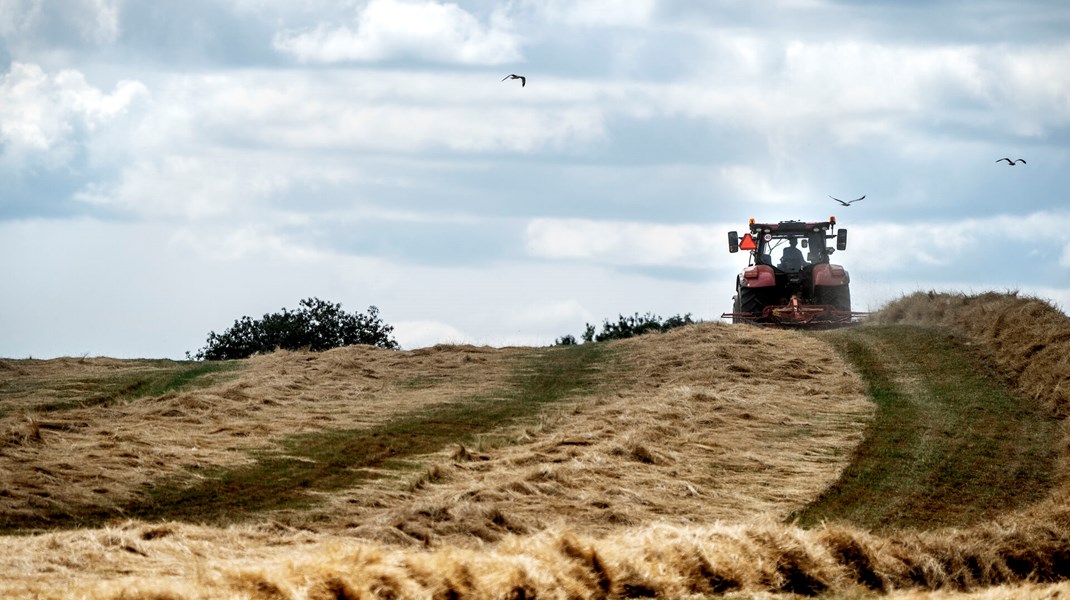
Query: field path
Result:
<box><xmin>795</xmin><ymin>324</ymin><xmax>1061</xmax><ymax>531</ymax></box>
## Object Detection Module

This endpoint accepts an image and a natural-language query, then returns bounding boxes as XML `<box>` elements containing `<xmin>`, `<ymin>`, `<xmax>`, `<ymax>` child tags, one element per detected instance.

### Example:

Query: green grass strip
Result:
<box><xmin>3</xmin><ymin>343</ymin><xmax>613</xmax><ymax>531</ymax></box>
<box><xmin>792</xmin><ymin>325</ymin><xmax>1060</xmax><ymax>532</ymax></box>
<box><xmin>0</xmin><ymin>361</ymin><xmax>242</xmax><ymax>418</ymax></box>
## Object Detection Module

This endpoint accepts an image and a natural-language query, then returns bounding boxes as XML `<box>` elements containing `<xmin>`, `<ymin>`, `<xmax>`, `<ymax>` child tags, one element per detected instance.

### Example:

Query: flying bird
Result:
<box><xmin>502</xmin><ymin>74</ymin><xmax>526</xmax><ymax>87</ymax></box>
<box><xmin>996</xmin><ymin>158</ymin><xmax>1026</xmax><ymax>165</ymax></box>
<box><xmin>829</xmin><ymin>195</ymin><xmax>865</xmax><ymax>206</ymax></box>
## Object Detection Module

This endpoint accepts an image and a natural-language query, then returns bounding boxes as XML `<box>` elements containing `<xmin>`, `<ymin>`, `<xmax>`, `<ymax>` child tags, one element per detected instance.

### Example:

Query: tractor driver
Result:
<box><xmin>778</xmin><ymin>237</ymin><xmax>806</xmax><ymax>272</ymax></box>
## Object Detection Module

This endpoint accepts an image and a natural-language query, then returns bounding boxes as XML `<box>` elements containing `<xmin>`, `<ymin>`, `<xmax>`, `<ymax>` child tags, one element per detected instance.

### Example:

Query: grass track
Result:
<box><xmin>3</xmin><ymin>343</ymin><xmax>614</xmax><ymax>531</ymax></box>
<box><xmin>0</xmin><ymin>360</ymin><xmax>241</xmax><ymax>418</ymax></box>
<box><xmin>793</xmin><ymin>324</ymin><xmax>1060</xmax><ymax>531</ymax></box>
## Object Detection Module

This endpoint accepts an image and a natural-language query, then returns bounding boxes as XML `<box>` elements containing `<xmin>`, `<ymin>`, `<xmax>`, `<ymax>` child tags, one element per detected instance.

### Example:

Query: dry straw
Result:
<box><xmin>2</xmin><ymin>295</ymin><xmax>1070</xmax><ymax>598</ymax></box>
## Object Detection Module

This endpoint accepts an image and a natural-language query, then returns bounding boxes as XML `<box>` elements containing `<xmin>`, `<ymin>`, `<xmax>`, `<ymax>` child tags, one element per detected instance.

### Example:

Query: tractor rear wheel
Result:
<box><xmin>816</xmin><ymin>285</ymin><xmax>851</xmax><ymax>312</ymax></box>
<box><xmin>735</xmin><ymin>285</ymin><xmax>766</xmax><ymax>323</ymax></box>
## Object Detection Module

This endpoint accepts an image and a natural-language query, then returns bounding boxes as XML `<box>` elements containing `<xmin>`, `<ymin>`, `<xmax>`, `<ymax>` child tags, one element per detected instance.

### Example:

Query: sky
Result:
<box><xmin>2</xmin><ymin>0</ymin><xmax>1069</xmax><ymax>359</ymax></box>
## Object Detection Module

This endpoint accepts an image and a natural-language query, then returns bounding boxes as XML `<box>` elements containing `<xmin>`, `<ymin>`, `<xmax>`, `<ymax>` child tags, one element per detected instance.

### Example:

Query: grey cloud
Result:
<box><xmin>3</xmin><ymin>0</ymin><xmax>284</xmax><ymax>67</ymax></box>
<box><xmin>113</xmin><ymin>1</ymin><xmax>283</xmax><ymax>66</ymax></box>
<box><xmin>0</xmin><ymin>0</ymin><xmax>119</xmax><ymax>49</ymax></box>
<box><xmin>656</xmin><ymin>1</ymin><xmax>1070</xmax><ymax>45</ymax></box>
<box><xmin>0</xmin><ymin>169</ymin><xmax>97</xmax><ymax>219</ymax></box>
<box><xmin>273</xmin><ymin>0</ymin><xmax>521</xmax><ymax>65</ymax></box>
<box><xmin>307</xmin><ymin>216</ymin><xmax>527</xmax><ymax>267</ymax></box>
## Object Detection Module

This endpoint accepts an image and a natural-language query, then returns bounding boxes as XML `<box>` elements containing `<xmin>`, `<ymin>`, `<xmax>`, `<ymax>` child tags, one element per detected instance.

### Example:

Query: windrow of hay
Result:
<box><xmin>0</xmin><ymin>345</ymin><xmax>523</xmax><ymax>524</ymax></box>
<box><xmin>3</xmin><ymin>517</ymin><xmax>1070</xmax><ymax>599</ymax></box>
<box><xmin>0</xmin><ymin>357</ymin><xmax>212</xmax><ymax>415</ymax></box>
<box><xmin>874</xmin><ymin>291</ymin><xmax>1070</xmax><ymax>418</ymax></box>
<box><xmin>0</xmin><ymin>322</ymin><xmax>878</xmax><ymax>596</ymax></box>
<box><xmin>300</xmin><ymin>323</ymin><xmax>874</xmax><ymax>545</ymax></box>
<box><xmin>874</xmin><ymin>291</ymin><xmax>1070</xmax><ymax>497</ymax></box>
<box><xmin>5</xmin><ymin>295</ymin><xmax>1070</xmax><ymax>598</ymax></box>
<box><xmin>0</xmin><ymin>325</ymin><xmax>872</xmax><ymax>532</ymax></box>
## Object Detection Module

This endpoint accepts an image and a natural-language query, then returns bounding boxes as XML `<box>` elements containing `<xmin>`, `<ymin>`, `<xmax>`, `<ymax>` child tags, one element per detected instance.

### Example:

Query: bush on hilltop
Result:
<box><xmin>556</xmin><ymin>312</ymin><xmax>695</xmax><ymax>345</ymax></box>
<box><xmin>189</xmin><ymin>298</ymin><xmax>399</xmax><ymax>360</ymax></box>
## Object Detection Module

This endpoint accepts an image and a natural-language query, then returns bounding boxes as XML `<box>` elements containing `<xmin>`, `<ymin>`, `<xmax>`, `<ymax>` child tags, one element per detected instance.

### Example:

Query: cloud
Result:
<box><xmin>74</xmin><ymin>151</ymin><xmax>305</xmax><ymax>219</ymax></box>
<box><xmin>522</xmin><ymin>0</ymin><xmax>657</xmax><ymax>27</ymax></box>
<box><xmin>845</xmin><ymin>212</ymin><xmax>1070</xmax><ymax>278</ymax></box>
<box><xmin>718</xmin><ymin>165</ymin><xmax>812</xmax><ymax>207</ymax></box>
<box><xmin>640</xmin><ymin>35</ymin><xmax>1070</xmax><ymax>151</ymax></box>
<box><xmin>525</xmin><ymin>218</ymin><xmax>730</xmax><ymax>269</ymax></box>
<box><xmin>168</xmin><ymin>223</ymin><xmax>328</xmax><ymax>262</ymax></box>
<box><xmin>0</xmin><ymin>62</ymin><xmax>147</xmax><ymax>169</ymax></box>
<box><xmin>54</xmin><ymin>64</ymin><xmax>857</xmax><ymax>220</ymax></box>
<box><xmin>392</xmin><ymin>320</ymin><xmax>468</xmax><ymax>349</ymax></box>
<box><xmin>274</xmin><ymin>0</ymin><xmax>521</xmax><ymax>65</ymax></box>
<box><xmin>62</xmin><ymin>67</ymin><xmax>607</xmax><ymax>221</ymax></box>
<box><xmin>0</xmin><ymin>0</ymin><xmax>120</xmax><ymax>46</ymax></box>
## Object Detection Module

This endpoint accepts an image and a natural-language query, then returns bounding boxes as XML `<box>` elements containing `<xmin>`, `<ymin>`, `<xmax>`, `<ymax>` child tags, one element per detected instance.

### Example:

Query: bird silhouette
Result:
<box><xmin>996</xmin><ymin>158</ymin><xmax>1026</xmax><ymax>165</ymax></box>
<box><xmin>829</xmin><ymin>195</ymin><xmax>865</xmax><ymax>206</ymax></box>
<box><xmin>501</xmin><ymin>74</ymin><xmax>526</xmax><ymax>87</ymax></box>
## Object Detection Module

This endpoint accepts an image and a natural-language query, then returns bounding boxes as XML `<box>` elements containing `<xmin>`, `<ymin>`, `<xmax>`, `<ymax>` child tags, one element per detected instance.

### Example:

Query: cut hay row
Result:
<box><xmin>874</xmin><ymin>291</ymin><xmax>1070</xmax><ymax>418</ymax></box>
<box><xmin>2</xmin><ymin>293</ymin><xmax>1069</xmax><ymax>598</ymax></box>
<box><xmin>794</xmin><ymin>323</ymin><xmax>1060</xmax><ymax>532</ymax></box>
<box><xmin>0</xmin><ymin>325</ymin><xmax>872</xmax><ymax>535</ymax></box>
<box><xmin>3</xmin><ymin>515</ymin><xmax>1070</xmax><ymax>599</ymax></box>
<box><xmin>0</xmin><ymin>345</ymin><xmax>524</xmax><ymax>524</ymax></box>
<box><xmin>874</xmin><ymin>291</ymin><xmax>1070</xmax><ymax>498</ymax></box>
<box><xmin>1</xmin><ymin>323</ymin><xmax>875</xmax><ymax>596</ymax></box>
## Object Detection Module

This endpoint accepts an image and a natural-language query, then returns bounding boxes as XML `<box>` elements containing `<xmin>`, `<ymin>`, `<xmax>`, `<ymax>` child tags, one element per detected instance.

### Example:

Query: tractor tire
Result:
<box><xmin>816</xmin><ymin>284</ymin><xmax>851</xmax><ymax>312</ymax></box>
<box><xmin>735</xmin><ymin>285</ymin><xmax>766</xmax><ymax>323</ymax></box>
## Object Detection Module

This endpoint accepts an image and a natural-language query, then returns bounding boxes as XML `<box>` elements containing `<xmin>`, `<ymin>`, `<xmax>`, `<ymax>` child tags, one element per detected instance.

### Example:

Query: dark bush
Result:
<box><xmin>189</xmin><ymin>298</ymin><xmax>399</xmax><ymax>360</ymax></box>
<box><xmin>559</xmin><ymin>312</ymin><xmax>695</xmax><ymax>345</ymax></box>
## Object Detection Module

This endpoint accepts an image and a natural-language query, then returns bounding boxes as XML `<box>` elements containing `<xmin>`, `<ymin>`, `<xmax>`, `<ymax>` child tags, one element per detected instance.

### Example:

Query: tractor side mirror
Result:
<box><xmin>728</xmin><ymin>231</ymin><xmax>739</xmax><ymax>253</ymax></box>
<box><xmin>836</xmin><ymin>229</ymin><xmax>848</xmax><ymax>251</ymax></box>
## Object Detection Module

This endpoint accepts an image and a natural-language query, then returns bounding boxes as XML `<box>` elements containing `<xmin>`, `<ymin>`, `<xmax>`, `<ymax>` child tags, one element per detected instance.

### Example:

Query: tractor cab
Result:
<box><xmin>730</xmin><ymin>218</ymin><xmax>847</xmax><ymax>274</ymax></box>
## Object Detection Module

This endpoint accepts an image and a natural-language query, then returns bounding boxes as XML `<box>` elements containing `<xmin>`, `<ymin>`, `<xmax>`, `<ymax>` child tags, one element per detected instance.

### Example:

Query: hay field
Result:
<box><xmin>1</xmin><ymin>293</ymin><xmax>1069</xmax><ymax>598</ymax></box>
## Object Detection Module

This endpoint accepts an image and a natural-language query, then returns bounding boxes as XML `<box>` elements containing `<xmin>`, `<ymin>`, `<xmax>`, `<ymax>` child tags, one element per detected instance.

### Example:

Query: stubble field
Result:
<box><xmin>1</xmin><ymin>291</ymin><xmax>1069</xmax><ymax>598</ymax></box>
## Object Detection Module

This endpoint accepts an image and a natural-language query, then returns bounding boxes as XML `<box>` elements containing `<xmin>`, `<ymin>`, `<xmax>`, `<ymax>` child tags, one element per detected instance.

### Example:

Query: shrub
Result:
<box><xmin>189</xmin><ymin>298</ymin><xmax>399</xmax><ymax>360</ymax></box>
<box><xmin>554</xmin><ymin>334</ymin><xmax>578</xmax><ymax>346</ymax></box>
<box><xmin>558</xmin><ymin>312</ymin><xmax>695</xmax><ymax>345</ymax></box>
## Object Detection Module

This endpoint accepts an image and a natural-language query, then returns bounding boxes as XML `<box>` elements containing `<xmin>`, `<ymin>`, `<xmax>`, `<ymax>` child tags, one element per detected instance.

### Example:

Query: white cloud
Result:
<box><xmin>0</xmin><ymin>0</ymin><xmax>120</xmax><ymax>44</ymax></box>
<box><xmin>523</xmin><ymin>0</ymin><xmax>656</xmax><ymax>27</ymax></box>
<box><xmin>503</xmin><ymin>299</ymin><xmax>594</xmax><ymax>338</ymax></box>
<box><xmin>392</xmin><ymin>320</ymin><xmax>469</xmax><ymax>349</ymax></box>
<box><xmin>74</xmin><ymin>151</ymin><xmax>297</xmax><ymax>219</ymax></box>
<box><xmin>168</xmin><ymin>224</ymin><xmax>327</xmax><ymax>263</ymax></box>
<box><xmin>0</xmin><ymin>0</ymin><xmax>40</xmax><ymax>37</ymax></box>
<box><xmin>0</xmin><ymin>62</ymin><xmax>147</xmax><ymax>168</ymax></box>
<box><xmin>652</xmin><ymin>36</ymin><xmax>1070</xmax><ymax>150</ymax></box>
<box><xmin>274</xmin><ymin>0</ymin><xmax>521</xmax><ymax>65</ymax></box>
<box><xmin>514</xmin><ymin>299</ymin><xmax>591</xmax><ymax>324</ymax></box>
<box><xmin>525</xmin><ymin>218</ymin><xmax>730</xmax><ymax>269</ymax></box>
<box><xmin>718</xmin><ymin>166</ymin><xmax>810</xmax><ymax>207</ymax></box>
<box><xmin>847</xmin><ymin>211</ymin><xmax>1070</xmax><ymax>274</ymax></box>
<box><xmin>67</xmin><ymin>68</ymin><xmax>607</xmax><ymax>219</ymax></box>
<box><xmin>151</xmin><ymin>69</ymin><xmax>604</xmax><ymax>153</ymax></box>
<box><xmin>84</xmin><ymin>0</ymin><xmax>120</xmax><ymax>43</ymax></box>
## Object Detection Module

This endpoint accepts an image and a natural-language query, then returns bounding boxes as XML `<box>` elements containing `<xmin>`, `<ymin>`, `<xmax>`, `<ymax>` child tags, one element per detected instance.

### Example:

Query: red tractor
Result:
<box><xmin>721</xmin><ymin>217</ymin><xmax>864</xmax><ymax>327</ymax></box>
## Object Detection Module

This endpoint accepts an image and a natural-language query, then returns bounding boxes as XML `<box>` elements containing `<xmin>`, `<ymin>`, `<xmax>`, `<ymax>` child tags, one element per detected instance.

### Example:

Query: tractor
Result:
<box><xmin>721</xmin><ymin>217</ymin><xmax>864</xmax><ymax>327</ymax></box>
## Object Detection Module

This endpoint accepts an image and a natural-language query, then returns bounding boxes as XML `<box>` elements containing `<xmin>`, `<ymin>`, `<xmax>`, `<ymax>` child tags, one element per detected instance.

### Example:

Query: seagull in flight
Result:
<box><xmin>829</xmin><ymin>195</ymin><xmax>865</xmax><ymax>206</ymax></box>
<box><xmin>996</xmin><ymin>158</ymin><xmax>1026</xmax><ymax>165</ymax></box>
<box><xmin>502</xmin><ymin>74</ymin><xmax>526</xmax><ymax>87</ymax></box>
